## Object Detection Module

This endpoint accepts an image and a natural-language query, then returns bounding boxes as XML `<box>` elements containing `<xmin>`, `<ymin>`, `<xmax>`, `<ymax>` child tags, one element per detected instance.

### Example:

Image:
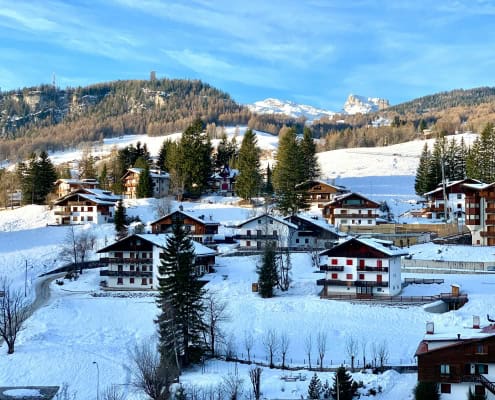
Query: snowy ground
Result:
<box><xmin>1</xmin><ymin>130</ymin><xmax>494</xmax><ymax>399</ymax></box>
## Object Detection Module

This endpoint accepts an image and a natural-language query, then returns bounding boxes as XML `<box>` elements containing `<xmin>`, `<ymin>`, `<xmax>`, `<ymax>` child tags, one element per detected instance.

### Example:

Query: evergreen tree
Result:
<box><xmin>79</xmin><ymin>151</ymin><xmax>97</xmax><ymax>179</ymax></box>
<box><xmin>136</xmin><ymin>165</ymin><xmax>153</xmax><ymax>198</ymax></box>
<box><xmin>214</xmin><ymin>132</ymin><xmax>232</xmax><ymax>169</ymax></box>
<box><xmin>415</xmin><ymin>143</ymin><xmax>431</xmax><ymax>196</ymax></box>
<box><xmin>99</xmin><ymin>163</ymin><xmax>108</xmax><ymax>190</ymax></box>
<box><xmin>264</xmin><ymin>164</ymin><xmax>274</xmax><ymax>196</ymax></box>
<box><xmin>227</xmin><ymin>133</ymin><xmax>239</xmax><ymax>168</ymax></box>
<box><xmin>300</xmin><ymin>127</ymin><xmax>320</xmax><ymax>182</ymax></box>
<box><xmin>18</xmin><ymin>151</ymin><xmax>57</xmax><ymax>205</ymax></box>
<box><xmin>455</xmin><ymin>137</ymin><xmax>468</xmax><ymax>180</ymax></box>
<box><xmin>426</xmin><ymin>136</ymin><xmax>446</xmax><ymax>193</ymax></box>
<box><xmin>158</xmin><ymin>140</ymin><xmax>173</xmax><ymax>172</ymax></box>
<box><xmin>156</xmin><ymin>221</ymin><xmax>206</xmax><ymax>367</ymax></box>
<box><xmin>235</xmin><ymin>129</ymin><xmax>262</xmax><ymax>201</ymax></box>
<box><xmin>256</xmin><ymin>241</ymin><xmax>279</xmax><ymax>298</ymax></box>
<box><xmin>37</xmin><ymin>151</ymin><xmax>57</xmax><ymax>203</ymax></box>
<box><xmin>308</xmin><ymin>373</ymin><xmax>322</xmax><ymax>400</ymax></box>
<box><xmin>114</xmin><ymin>200</ymin><xmax>127</xmax><ymax>239</ymax></box>
<box><xmin>467</xmin><ymin>123</ymin><xmax>495</xmax><ymax>183</ymax></box>
<box><xmin>413</xmin><ymin>381</ymin><xmax>439</xmax><ymax>400</ymax></box>
<box><xmin>134</xmin><ymin>156</ymin><xmax>150</xmax><ymax>169</ymax></box>
<box><xmin>330</xmin><ymin>367</ymin><xmax>356</xmax><ymax>400</ymax></box>
<box><xmin>273</xmin><ymin>128</ymin><xmax>307</xmax><ymax>215</ymax></box>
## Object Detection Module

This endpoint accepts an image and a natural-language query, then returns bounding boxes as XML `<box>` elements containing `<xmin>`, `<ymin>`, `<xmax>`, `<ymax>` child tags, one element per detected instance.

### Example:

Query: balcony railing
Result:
<box><xmin>319</xmin><ymin>265</ymin><xmax>344</xmax><ymax>272</ymax></box>
<box><xmin>333</xmin><ymin>213</ymin><xmax>378</xmax><ymax>218</ymax></box>
<box><xmin>357</xmin><ymin>266</ymin><xmax>389</xmax><ymax>272</ymax></box>
<box><xmin>235</xmin><ymin>234</ymin><xmax>279</xmax><ymax>240</ymax></box>
<box><xmin>316</xmin><ymin>279</ymin><xmax>354</xmax><ymax>287</ymax></box>
<box><xmin>100</xmin><ymin>257</ymin><xmax>153</xmax><ymax>264</ymax></box>
<box><xmin>481</xmin><ymin>231</ymin><xmax>495</xmax><ymax>238</ymax></box>
<box><xmin>354</xmin><ymin>280</ymin><xmax>388</xmax><ymax>288</ymax></box>
<box><xmin>486</xmin><ymin>207</ymin><xmax>495</xmax><ymax>213</ymax></box>
<box><xmin>100</xmin><ymin>270</ymin><xmax>152</xmax><ymax>277</ymax></box>
<box><xmin>54</xmin><ymin>210</ymin><xmax>71</xmax><ymax>216</ymax></box>
<box><xmin>486</xmin><ymin>219</ymin><xmax>495</xmax><ymax>225</ymax></box>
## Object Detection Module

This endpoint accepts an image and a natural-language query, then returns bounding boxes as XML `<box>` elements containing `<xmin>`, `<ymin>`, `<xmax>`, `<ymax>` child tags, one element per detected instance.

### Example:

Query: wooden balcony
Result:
<box><xmin>235</xmin><ymin>234</ymin><xmax>279</xmax><ymax>240</ymax></box>
<box><xmin>100</xmin><ymin>270</ymin><xmax>152</xmax><ymax>277</ymax></box>
<box><xmin>486</xmin><ymin>219</ymin><xmax>495</xmax><ymax>225</ymax></box>
<box><xmin>486</xmin><ymin>207</ymin><xmax>495</xmax><ymax>213</ymax></box>
<box><xmin>355</xmin><ymin>280</ymin><xmax>388</xmax><ymax>288</ymax></box>
<box><xmin>481</xmin><ymin>231</ymin><xmax>495</xmax><ymax>238</ymax></box>
<box><xmin>319</xmin><ymin>265</ymin><xmax>344</xmax><ymax>272</ymax></box>
<box><xmin>316</xmin><ymin>279</ymin><xmax>353</xmax><ymax>287</ymax></box>
<box><xmin>100</xmin><ymin>257</ymin><xmax>153</xmax><ymax>264</ymax></box>
<box><xmin>54</xmin><ymin>210</ymin><xmax>71</xmax><ymax>216</ymax></box>
<box><xmin>333</xmin><ymin>213</ymin><xmax>378</xmax><ymax>218</ymax></box>
<box><xmin>357</xmin><ymin>266</ymin><xmax>389</xmax><ymax>272</ymax></box>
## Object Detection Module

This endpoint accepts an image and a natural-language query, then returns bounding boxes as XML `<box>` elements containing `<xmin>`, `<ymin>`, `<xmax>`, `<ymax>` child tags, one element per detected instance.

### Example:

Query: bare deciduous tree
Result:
<box><xmin>305</xmin><ymin>332</ymin><xmax>313</xmax><ymax>369</ymax></box>
<box><xmin>279</xmin><ymin>332</ymin><xmax>290</xmax><ymax>369</ymax></box>
<box><xmin>345</xmin><ymin>336</ymin><xmax>358</xmax><ymax>372</ymax></box>
<box><xmin>360</xmin><ymin>337</ymin><xmax>368</xmax><ymax>368</ymax></box>
<box><xmin>249</xmin><ymin>367</ymin><xmax>262</xmax><ymax>400</ymax></box>
<box><xmin>101</xmin><ymin>385</ymin><xmax>126</xmax><ymax>400</ymax></box>
<box><xmin>262</xmin><ymin>329</ymin><xmax>278</xmax><ymax>368</ymax></box>
<box><xmin>223</xmin><ymin>333</ymin><xmax>237</xmax><ymax>361</ymax></box>
<box><xmin>243</xmin><ymin>330</ymin><xmax>254</xmax><ymax>363</ymax></box>
<box><xmin>155</xmin><ymin>196</ymin><xmax>173</xmax><ymax>219</ymax></box>
<box><xmin>316</xmin><ymin>331</ymin><xmax>327</xmax><ymax>371</ymax></box>
<box><xmin>55</xmin><ymin>383</ymin><xmax>77</xmax><ymax>400</ymax></box>
<box><xmin>59</xmin><ymin>226</ymin><xmax>96</xmax><ymax>275</ymax></box>
<box><xmin>129</xmin><ymin>339</ymin><xmax>178</xmax><ymax>400</ymax></box>
<box><xmin>377</xmin><ymin>340</ymin><xmax>389</xmax><ymax>372</ymax></box>
<box><xmin>371</xmin><ymin>342</ymin><xmax>378</xmax><ymax>368</ymax></box>
<box><xmin>203</xmin><ymin>290</ymin><xmax>230</xmax><ymax>357</ymax></box>
<box><xmin>277</xmin><ymin>248</ymin><xmax>291</xmax><ymax>291</ymax></box>
<box><xmin>221</xmin><ymin>373</ymin><xmax>244</xmax><ymax>400</ymax></box>
<box><xmin>308</xmin><ymin>245</ymin><xmax>321</xmax><ymax>269</ymax></box>
<box><xmin>0</xmin><ymin>279</ymin><xmax>30</xmax><ymax>354</ymax></box>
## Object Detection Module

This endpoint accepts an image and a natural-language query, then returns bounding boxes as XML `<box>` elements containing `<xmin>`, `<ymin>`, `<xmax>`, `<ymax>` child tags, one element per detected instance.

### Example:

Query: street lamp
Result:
<box><xmin>92</xmin><ymin>361</ymin><xmax>100</xmax><ymax>400</ymax></box>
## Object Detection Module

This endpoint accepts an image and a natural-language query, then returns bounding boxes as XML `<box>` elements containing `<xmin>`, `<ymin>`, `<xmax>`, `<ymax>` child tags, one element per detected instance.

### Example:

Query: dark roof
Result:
<box><xmin>324</xmin><ymin>192</ymin><xmax>380</xmax><ymax>207</ymax></box>
<box><xmin>150</xmin><ymin>210</ymin><xmax>220</xmax><ymax>226</ymax></box>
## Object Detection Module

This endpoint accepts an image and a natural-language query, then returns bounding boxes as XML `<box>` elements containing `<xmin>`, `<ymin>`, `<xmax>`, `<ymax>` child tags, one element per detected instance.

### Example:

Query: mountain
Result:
<box><xmin>343</xmin><ymin>94</ymin><xmax>390</xmax><ymax>115</ymax></box>
<box><xmin>247</xmin><ymin>98</ymin><xmax>336</xmax><ymax>122</ymax></box>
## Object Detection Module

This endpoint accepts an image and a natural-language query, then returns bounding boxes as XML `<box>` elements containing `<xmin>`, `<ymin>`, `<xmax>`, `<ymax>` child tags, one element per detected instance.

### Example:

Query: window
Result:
<box><xmin>331</xmin><ymin>273</ymin><xmax>338</xmax><ymax>279</ymax></box>
<box><xmin>117</xmin><ymin>277</ymin><xmax>123</xmax><ymax>285</ymax></box>
<box><xmin>476</xmin><ymin>344</ymin><xmax>487</xmax><ymax>354</ymax></box>
<box><xmin>368</xmin><ymin>220</ymin><xmax>372</xmax><ymax>224</ymax></box>
<box><xmin>87</xmin><ymin>216</ymin><xmax>93</xmax><ymax>222</ymax></box>
<box><xmin>73</xmin><ymin>216</ymin><xmax>78</xmax><ymax>222</ymax></box>
<box><xmin>130</xmin><ymin>278</ymin><xmax>134</xmax><ymax>284</ymax></box>
<box><xmin>130</xmin><ymin>265</ymin><xmax>135</xmax><ymax>271</ymax></box>
<box><xmin>296</xmin><ymin>239</ymin><xmax>300</xmax><ymax>244</ymax></box>
<box><xmin>258</xmin><ymin>219</ymin><xmax>262</xmax><ymax>224</ymax></box>
<box><xmin>475</xmin><ymin>385</ymin><xmax>486</xmax><ymax>396</ymax></box>
<box><xmin>341</xmin><ymin>220</ymin><xmax>348</xmax><ymax>224</ymax></box>
<box><xmin>87</xmin><ymin>206</ymin><xmax>93</xmax><ymax>211</ymax></box>
<box><xmin>142</xmin><ymin>266</ymin><xmax>147</xmax><ymax>272</ymax></box>
<box><xmin>457</xmin><ymin>203</ymin><xmax>462</xmax><ymax>209</ymax></box>
<box><xmin>440</xmin><ymin>364</ymin><xmax>450</xmax><ymax>375</ymax></box>
<box><xmin>358</xmin><ymin>274</ymin><xmax>365</xmax><ymax>280</ymax></box>
<box><xmin>476</xmin><ymin>364</ymin><xmax>488</xmax><ymax>374</ymax></box>
<box><xmin>346</xmin><ymin>259</ymin><xmax>353</xmax><ymax>265</ymax></box>
<box><xmin>118</xmin><ymin>265</ymin><xmax>123</xmax><ymax>272</ymax></box>
<box><xmin>331</xmin><ymin>259</ymin><xmax>338</xmax><ymax>265</ymax></box>
<box><xmin>73</xmin><ymin>206</ymin><xmax>78</xmax><ymax>212</ymax></box>
<box><xmin>440</xmin><ymin>384</ymin><xmax>451</xmax><ymax>394</ymax></box>
<box><xmin>273</xmin><ymin>230</ymin><xmax>277</xmax><ymax>236</ymax></box>
<box><xmin>246</xmin><ymin>240</ymin><xmax>251</xmax><ymax>247</ymax></box>
<box><xmin>377</xmin><ymin>260</ymin><xmax>383</xmax><ymax>268</ymax></box>
<box><xmin>457</xmin><ymin>194</ymin><xmax>462</xmax><ymax>199</ymax></box>
<box><xmin>270</xmin><ymin>219</ymin><xmax>273</xmax><ymax>224</ymax></box>
<box><xmin>80</xmin><ymin>216</ymin><xmax>85</xmax><ymax>221</ymax></box>
<box><xmin>115</xmin><ymin>252</ymin><xmax>123</xmax><ymax>258</ymax></box>
<box><xmin>141</xmin><ymin>278</ymin><xmax>147</xmax><ymax>285</ymax></box>
<box><xmin>346</xmin><ymin>274</ymin><xmax>353</xmax><ymax>280</ymax></box>
<box><xmin>305</xmin><ymin>238</ymin><xmax>309</xmax><ymax>244</ymax></box>
<box><xmin>130</xmin><ymin>252</ymin><xmax>135</xmax><ymax>259</ymax></box>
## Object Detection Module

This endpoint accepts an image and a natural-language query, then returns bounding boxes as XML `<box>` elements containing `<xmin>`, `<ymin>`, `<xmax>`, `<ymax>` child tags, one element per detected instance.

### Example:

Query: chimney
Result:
<box><xmin>457</xmin><ymin>333</ymin><xmax>461</xmax><ymax>340</ymax></box>
<box><xmin>473</xmin><ymin>315</ymin><xmax>480</xmax><ymax>329</ymax></box>
<box><xmin>426</xmin><ymin>322</ymin><xmax>434</xmax><ymax>334</ymax></box>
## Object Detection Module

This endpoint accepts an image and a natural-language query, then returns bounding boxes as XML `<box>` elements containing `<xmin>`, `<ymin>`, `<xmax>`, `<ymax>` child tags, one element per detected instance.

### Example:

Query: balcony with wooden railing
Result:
<box><xmin>333</xmin><ymin>213</ymin><xmax>378</xmax><ymax>218</ymax></box>
<box><xmin>100</xmin><ymin>257</ymin><xmax>153</xmax><ymax>264</ymax></box>
<box><xmin>481</xmin><ymin>231</ymin><xmax>495</xmax><ymax>238</ymax></box>
<box><xmin>54</xmin><ymin>208</ymin><xmax>71</xmax><ymax>216</ymax></box>
<box><xmin>486</xmin><ymin>218</ymin><xmax>495</xmax><ymax>225</ymax></box>
<box><xmin>316</xmin><ymin>279</ymin><xmax>353</xmax><ymax>286</ymax></box>
<box><xmin>357</xmin><ymin>266</ymin><xmax>389</xmax><ymax>272</ymax></box>
<box><xmin>354</xmin><ymin>280</ymin><xmax>388</xmax><ymax>288</ymax></box>
<box><xmin>100</xmin><ymin>270</ymin><xmax>152</xmax><ymax>277</ymax></box>
<box><xmin>319</xmin><ymin>265</ymin><xmax>344</xmax><ymax>272</ymax></box>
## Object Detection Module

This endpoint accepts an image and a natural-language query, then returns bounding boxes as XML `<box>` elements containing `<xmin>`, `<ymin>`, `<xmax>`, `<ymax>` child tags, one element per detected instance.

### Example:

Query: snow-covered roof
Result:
<box><xmin>324</xmin><ymin>191</ymin><xmax>380</xmax><ymax>207</ymax></box>
<box><xmin>150</xmin><ymin>210</ymin><xmax>220</xmax><ymax>226</ymax></box>
<box><xmin>423</xmin><ymin>178</ymin><xmax>483</xmax><ymax>196</ymax></box>
<box><xmin>212</xmin><ymin>168</ymin><xmax>239</xmax><ymax>179</ymax></box>
<box><xmin>236</xmin><ymin>213</ymin><xmax>298</xmax><ymax>229</ymax></box>
<box><xmin>137</xmin><ymin>234</ymin><xmax>217</xmax><ymax>256</ymax></box>
<box><xmin>53</xmin><ymin>192</ymin><xmax>116</xmax><ymax>206</ymax></box>
<box><xmin>127</xmin><ymin>167</ymin><xmax>169</xmax><ymax>179</ymax></box>
<box><xmin>285</xmin><ymin>214</ymin><xmax>346</xmax><ymax>236</ymax></box>
<box><xmin>295</xmin><ymin>179</ymin><xmax>348</xmax><ymax>191</ymax></box>
<box><xmin>321</xmin><ymin>237</ymin><xmax>409</xmax><ymax>257</ymax></box>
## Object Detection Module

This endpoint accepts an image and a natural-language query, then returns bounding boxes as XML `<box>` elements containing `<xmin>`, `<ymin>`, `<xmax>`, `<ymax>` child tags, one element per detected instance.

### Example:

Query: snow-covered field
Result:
<box><xmin>0</xmin><ymin>130</ymin><xmax>494</xmax><ymax>399</ymax></box>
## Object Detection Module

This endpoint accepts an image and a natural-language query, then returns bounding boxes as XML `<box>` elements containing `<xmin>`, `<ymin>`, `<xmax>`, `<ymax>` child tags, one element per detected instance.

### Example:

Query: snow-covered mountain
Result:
<box><xmin>343</xmin><ymin>94</ymin><xmax>390</xmax><ymax>115</ymax></box>
<box><xmin>247</xmin><ymin>98</ymin><xmax>335</xmax><ymax>122</ymax></box>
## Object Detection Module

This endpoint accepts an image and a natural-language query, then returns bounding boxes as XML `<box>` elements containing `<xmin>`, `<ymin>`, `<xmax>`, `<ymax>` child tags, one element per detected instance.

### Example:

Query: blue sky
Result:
<box><xmin>1</xmin><ymin>0</ymin><xmax>495</xmax><ymax>110</ymax></box>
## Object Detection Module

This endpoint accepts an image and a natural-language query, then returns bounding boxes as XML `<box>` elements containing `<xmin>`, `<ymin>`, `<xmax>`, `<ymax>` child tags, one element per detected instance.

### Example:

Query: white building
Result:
<box><xmin>322</xmin><ymin>192</ymin><xmax>381</xmax><ymax>229</ymax></box>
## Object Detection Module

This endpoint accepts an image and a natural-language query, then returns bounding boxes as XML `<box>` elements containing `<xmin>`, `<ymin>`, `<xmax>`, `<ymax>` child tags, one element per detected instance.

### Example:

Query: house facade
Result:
<box><xmin>416</xmin><ymin>321</ymin><xmax>495</xmax><ymax>399</ymax></box>
<box><xmin>235</xmin><ymin>214</ymin><xmax>297</xmax><ymax>250</ymax></box>
<box><xmin>296</xmin><ymin>180</ymin><xmax>349</xmax><ymax>207</ymax></box>
<box><xmin>423</xmin><ymin>179</ymin><xmax>482</xmax><ymax>220</ymax></box>
<box><xmin>52</xmin><ymin>188</ymin><xmax>120</xmax><ymax>225</ymax></box>
<box><xmin>317</xmin><ymin>237</ymin><xmax>407</xmax><ymax>298</ymax></box>
<box><xmin>464</xmin><ymin>182</ymin><xmax>495</xmax><ymax>246</ymax></box>
<box><xmin>97</xmin><ymin>233</ymin><xmax>217</xmax><ymax>290</ymax></box>
<box><xmin>322</xmin><ymin>192</ymin><xmax>381</xmax><ymax>229</ymax></box>
<box><xmin>122</xmin><ymin>168</ymin><xmax>170</xmax><ymax>199</ymax></box>
<box><xmin>284</xmin><ymin>214</ymin><xmax>344</xmax><ymax>250</ymax></box>
<box><xmin>150</xmin><ymin>210</ymin><xmax>220</xmax><ymax>245</ymax></box>
<box><xmin>54</xmin><ymin>178</ymin><xmax>99</xmax><ymax>198</ymax></box>
<box><xmin>209</xmin><ymin>166</ymin><xmax>238</xmax><ymax>196</ymax></box>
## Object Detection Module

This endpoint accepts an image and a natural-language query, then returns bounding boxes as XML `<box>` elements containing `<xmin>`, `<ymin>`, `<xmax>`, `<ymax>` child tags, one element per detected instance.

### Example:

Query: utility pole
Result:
<box><xmin>92</xmin><ymin>361</ymin><xmax>100</xmax><ymax>400</ymax></box>
<box><xmin>25</xmin><ymin>260</ymin><xmax>28</xmax><ymax>297</ymax></box>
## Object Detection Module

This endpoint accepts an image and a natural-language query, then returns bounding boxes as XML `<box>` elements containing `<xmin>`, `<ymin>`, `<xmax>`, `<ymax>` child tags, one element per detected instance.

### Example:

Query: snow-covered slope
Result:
<box><xmin>248</xmin><ymin>98</ymin><xmax>335</xmax><ymax>121</ymax></box>
<box><xmin>343</xmin><ymin>94</ymin><xmax>390</xmax><ymax>115</ymax></box>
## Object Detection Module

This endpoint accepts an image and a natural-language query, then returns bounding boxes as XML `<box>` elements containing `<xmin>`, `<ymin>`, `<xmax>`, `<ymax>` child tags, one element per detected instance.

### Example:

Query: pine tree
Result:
<box><xmin>330</xmin><ymin>367</ymin><xmax>356</xmax><ymax>400</ymax></box>
<box><xmin>99</xmin><ymin>164</ymin><xmax>108</xmax><ymax>190</ymax></box>
<box><xmin>114</xmin><ymin>200</ymin><xmax>127</xmax><ymax>239</ymax></box>
<box><xmin>158</xmin><ymin>140</ymin><xmax>173</xmax><ymax>172</ymax></box>
<box><xmin>214</xmin><ymin>132</ymin><xmax>232</xmax><ymax>169</ymax></box>
<box><xmin>308</xmin><ymin>373</ymin><xmax>322</xmax><ymax>400</ymax></box>
<box><xmin>273</xmin><ymin>128</ymin><xmax>307</xmax><ymax>215</ymax></box>
<box><xmin>300</xmin><ymin>127</ymin><xmax>320</xmax><ymax>182</ymax></box>
<box><xmin>136</xmin><ymin>165</ymin><xmax>153</xmax><ymax>198</ymax></box>
<box><xmin>415</xmin><ymin>143</ymin><xmax>431</xmax><ymax>196</ymax></box>
<box><xmin>413</xmin><ymin>381</ymin><xmax>440</xmax><ymax>400</ymax></box>
<box><xmin>235</xmin><ymin>129</ymin><xmax>262</xmax><ymax>201</ymax></box>
<box><xmin>264</xmin><ymin>164</ymin><xmax>274</xmax><ymax>196</ymax></box>
<box><xmin>18</xmin><ymin>151</ymin><xmax>57</xmax><ymax>205</ymax></box>
<box><xmin>256</xmin><ymin>241</ymin><xmax>279</xmax><ymax>298</ymax></box>
<box><xmin>156</xmin><ymin>221</ymin><xmax>206</xmax><ymax>367</ymax></box>
<box><xmin>79</xmin><ymin>151</ymin><xmax>97</xmax><ymax>179</ymax></box>
<box><xmin>426</xmin><ymin>136</ymin><xmax>446</xmax><ymax>193</ymax></box>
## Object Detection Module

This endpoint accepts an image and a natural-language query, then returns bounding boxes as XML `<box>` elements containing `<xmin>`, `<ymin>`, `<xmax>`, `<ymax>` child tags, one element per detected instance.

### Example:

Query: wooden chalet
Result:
<box><xmin>295</xmin><ymin>180</ymin><xmax>349</xmax><ymax>207</ymax></box>
<box><xmin>54</xmin><ymin>178</ymin><xmax>99</xmax><ymax>198</ymax></box>
<box><xmin>422</xmin><ymin>178</ymin><xmax>482</xmax><ymax>220</ymax></box>
<box><xmin>209</xmin><ymin>166</ymin><xmax>238</xmax><ymax>196</ymax></box>
<box><xmin>150</xmin><ymin>210</ymin><xmax>220</xmax><ymax>245</ymax></box>
<box><xmin>97</xmin><ymin>233</ymin><xmax>216</xmax><ymax>290</ymax></box>
<box><xmin>416</xmin><ymin>320</ymin><xmax>495</xmax><ymax>398</ymax></box>
<box><xmin>52</xmin><ymin>188</ymin><xmax>120</xmax><ymax>225</ymax></box>
<box><xmin>464</xmin><ymin>182</ymin><xmax>495</xmax><ymax>246</ymax></box>
<box><xmin>122</xmin><ymin>168</ymin><xmax>170</xmax><ymax>199</ymax></box>
<box><xmin>322</xmin><ymin>192</ymin><xmax>381</xmax><ymax>229</ymax></box>
<box><xmin>317</xmin><ymin>237</ymin><xmax>407</xmax><ymax>298</ymax></box>
<box><xmin>284</xmin><ymin>214</ymin><xmax>344</xmax><ymax>250</ymax></box>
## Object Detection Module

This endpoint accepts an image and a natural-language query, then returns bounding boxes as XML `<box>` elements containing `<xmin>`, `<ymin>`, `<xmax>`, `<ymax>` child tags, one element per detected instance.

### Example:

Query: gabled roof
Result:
<box><xmin>236</xmin><ymin>213</ymin><xmax>298</xmax><ymax>229</ymax></box>
<box><xmin>53</xmin><ymin>189</ymin><xmax>118</xmax><ymax>206</ymax></box>
<box><xmin>150</xmin><ymin>210</ymin><xmax>220</xmax><ymax>227</ymax></box>
<box><xmin>319</xmin><ymin>237</ymin><xmax>408</xmax><ymax>257</ymax></box>
<box><xmin>423</xmin><ymin>178</ymin><xmax>483</xmax><ymax>196</ymax></box>
<box><xmin>284</xmin><ymin>214</ymin><xmax>345</xmax><ymax>237</ymax></box>
<box><xmin>123</xmin><ymin>168</ymin><xmax>170</xmax><ymax>180</ymax></box>
<box><xmin>97</xmin><ymin>233</ymin><xmax>216</xmax><ymax>256</ymax></box>
<box><xmin>324</xmin><ymin>192</ymin><xmax>380</xmax><ymax>208</ymax></box>
<box><xmin>295</xmin><ymin>179</ymin><xmax>349</xmax><ymax>192</ymax></box>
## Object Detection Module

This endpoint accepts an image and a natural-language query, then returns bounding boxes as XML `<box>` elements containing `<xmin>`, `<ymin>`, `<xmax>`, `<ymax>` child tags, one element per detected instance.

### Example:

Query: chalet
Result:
<box><xmin>322</xmin><ymin>192</ymin><xmax>381</xmax><ymax>229</ymax></box>
<box><xmin>52</xmin><ymin>188</ymin><xmax>120</xmax><ymax>225</ymax></box>
<box><xmin>422</xmin><ymin>178</ymin><xmax>482</xmax><ymax>220</ymax></box>
<box><xmin>415</xmin><ymin>319</ymin><xmax>495</xmax><ymax>399</ymax></box>
<box><xmin>295</xmin><ymin>180</ymin><xmax>349</xmax><ymax>207</ymax></box>
<box><xmin>317</xmin><ymin>237</ymin><xmax>407</xmax><ymax>298</ymax></box>
<box><xmin>54</xmin><ymin>178</ymin><xmax>99</xmax><ymax>198</ymax></box>
<box><xmin>209</xmin><ymin>166</ymin><xmax>238</xmax><ymax>196</ymax></box>
<box><xmin>235</xmin><ymin>213</ymin><xmax>297</xmax><ymax>250</ymax></box>
<box><xmin>150</xmin><ymin>210</ymin><xmax>220</xmax><ymax>245</ymax></box>
<box><xmin>464</xmin><ymin>182</ymin><xmax>495</xmax><ymax>246</ymax></box>
<box><xmin>284</xmin><ymin>214</ymin><xmax>344</xmax><ymax>250</ymax></box>
<box><xmin>97</xmin><ymin>233</ymin><xmax>217</xmax><ymax>290</ymax></box>
<box><xmin>122</xmin><ymin>168</ymin><xmax>169</xmax><ymax>199</ymax></box>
